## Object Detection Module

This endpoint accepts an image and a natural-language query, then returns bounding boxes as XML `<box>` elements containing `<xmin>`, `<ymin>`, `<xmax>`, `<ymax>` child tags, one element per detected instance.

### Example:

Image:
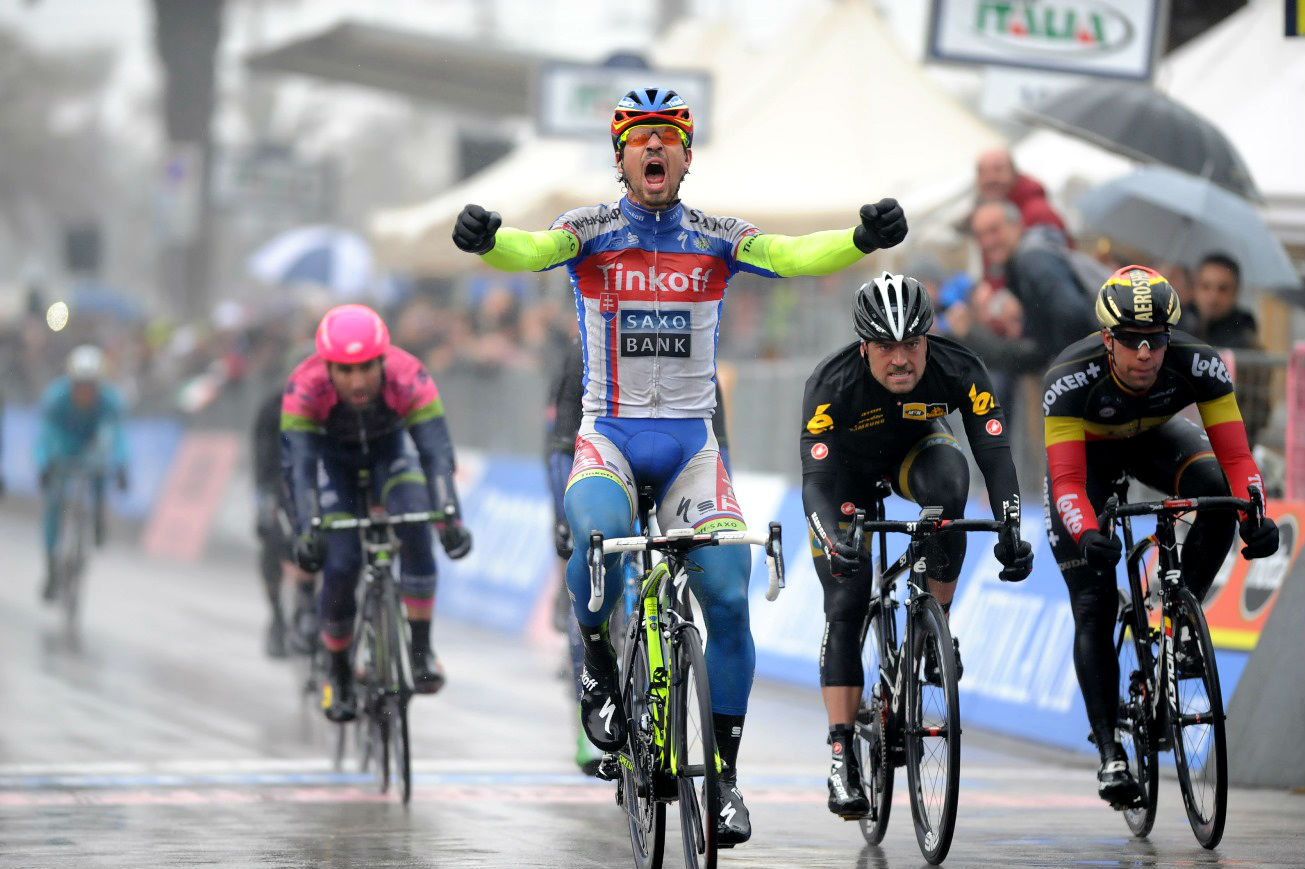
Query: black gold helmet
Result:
<box><xmin>1095</xmin><ymin>265</ymin><xmax>1182</xmax><ymax>330</ymax></box>
<box><xmin>853</xmin><ymin>272</ymin><xmax>934</xmax><ymax>341</ymax></box>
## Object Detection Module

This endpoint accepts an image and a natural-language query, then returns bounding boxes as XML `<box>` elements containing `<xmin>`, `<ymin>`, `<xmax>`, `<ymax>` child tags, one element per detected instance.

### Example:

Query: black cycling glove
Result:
<box><xmin>1080</xmin><ymin>529</ymin><xmax>1122</xmax><ymax>570</ymax></box>
<box><xmin>852</xmin><ymin>198</ymin><xmax>908</xmax><ymax>253</ymax></box>
<box><xmin>828</xmin><ymin>538</ymin><xmax>866</xmax><ymax>580</ymax></box>
<box><xmin>437</xmin><ymin>519</ymin><xmax>473</xmax><ymax>560</ymax></box>
<box><xmin>993</xmin><ymin>536</ymin><xmax>1033</xmax><ymax>582</ymax></box>
<box><xmin>452</xmin><ymin>204</ymin><xmax>502</xmax><ymax>254</ymax></box>
<box><xmin>1239</xmin><ymin>515</ymin><xmax>1279</xmax><ymax>559</ymax></box>
<box><xmin>553</xmin><ymin>520</ymin><xmax>574</xmax><ymax>560</ymax></box>
<box><xmin>293</xmin><ymin>528</ymin><xmax>325</xmax><ymax>573</ymax></box>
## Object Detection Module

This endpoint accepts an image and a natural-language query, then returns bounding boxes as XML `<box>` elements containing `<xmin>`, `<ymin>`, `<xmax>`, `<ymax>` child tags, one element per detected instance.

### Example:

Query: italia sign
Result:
<box><xmin>928</xmin><ymin>0</ymin><xmax>1163</xmax><ymax>80</ymax></box>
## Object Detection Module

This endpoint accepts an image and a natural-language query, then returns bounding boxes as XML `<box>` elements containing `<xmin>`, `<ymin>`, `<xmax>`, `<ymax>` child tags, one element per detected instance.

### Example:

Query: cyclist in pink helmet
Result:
<box><xmin>282</xmin><ymin>303</ymin><xmax>472</xmax><ymax>722</ymax></box>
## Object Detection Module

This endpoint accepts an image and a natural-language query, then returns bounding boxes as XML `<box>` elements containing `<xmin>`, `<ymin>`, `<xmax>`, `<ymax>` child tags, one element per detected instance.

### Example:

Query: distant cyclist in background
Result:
<box><xmin>282</xmin><ymin>304</ymin><xmax>473</xmax><ymax>722</ymax></box>
<box><xmin>251</xmin><ymin>367</ymin><xmax>317</xmax><ymax>659</ymax></box>
<box><xmin>35</xmin><ymin>345</ymin><xmax>129</xmax><ymax>601</ymax></box>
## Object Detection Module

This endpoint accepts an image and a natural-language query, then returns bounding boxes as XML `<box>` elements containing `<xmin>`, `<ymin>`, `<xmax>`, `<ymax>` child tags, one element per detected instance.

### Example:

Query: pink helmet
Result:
<box><xmin>315</xmin><ymin>304</ymin><xmax>390</xmax><ymax>364</ymax></box>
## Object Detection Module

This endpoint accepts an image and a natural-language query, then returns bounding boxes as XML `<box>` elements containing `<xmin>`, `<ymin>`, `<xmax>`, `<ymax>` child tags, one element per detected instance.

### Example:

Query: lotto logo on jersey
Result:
<box><xmin>620</xmin><ymin>309</ymin><xmax>691</xmax><ymax>357</ymax></box>
<box><xmin>1191</xmin><ymin>353</ymin><xmax>1231</xmax><ymax>384</ymax></box>
<box><xmin>1056</xmin><ymin>493</ymin><xmax>1084</xmax><ymax>535</ymax></box>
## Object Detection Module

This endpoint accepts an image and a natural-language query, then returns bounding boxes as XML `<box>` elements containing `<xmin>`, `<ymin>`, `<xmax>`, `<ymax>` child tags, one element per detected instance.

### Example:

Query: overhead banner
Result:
<box><xmin>534</xmin><ymin>61</ymin><xmax>712</xmax><ymax>142</ymax></box>
<box><xmin>927</xmin><ymin>0</ymin><xmax>1165</xmax><ymax>80</ymax></box>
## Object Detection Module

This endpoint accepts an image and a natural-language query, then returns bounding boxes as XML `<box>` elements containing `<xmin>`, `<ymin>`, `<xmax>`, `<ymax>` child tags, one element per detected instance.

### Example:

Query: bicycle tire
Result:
<box><xmin>673</xmin><ymin>624</ymin><xmax>719</xmax><ymax>869</ymax></box>
<box><xmin>384</xmin><ymin>695</ymin><xmax>412</xmax><ymax>804</ymax></box>
<box><xmin>1168</xmin><ymin>586</ymin><xmax>1227</xmax><ymax>849</ymax></box>
<box><xmin>620</xmin><ymin>631</ymin><xmax>665</xmax><ymax>869</ymax></box>
<box><xmin>354</xmin><ymin>618</ymin><xmax>388</xmax><ymax>791</ymax></box>
<box><xmin>904</xmin><ymin>596</ymin><xmax>960</xmax><ymax>865</ymax></box>
<box><xmin>1115</xmin><ymin>598</ymin><xmax>1159</xmax><ymax>837</ymax></box>
<box><xmin>856</xmin><ymin>600</ymin><xmax>894</xmax><ymax>844</ymax></box>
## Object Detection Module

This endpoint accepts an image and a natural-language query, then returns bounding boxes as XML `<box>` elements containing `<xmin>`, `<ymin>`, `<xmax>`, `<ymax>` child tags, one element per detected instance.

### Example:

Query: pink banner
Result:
<box><xmin>141</xmin><ymin>431</ymin><xmax>240</xmax><ymax>561</ymax></box>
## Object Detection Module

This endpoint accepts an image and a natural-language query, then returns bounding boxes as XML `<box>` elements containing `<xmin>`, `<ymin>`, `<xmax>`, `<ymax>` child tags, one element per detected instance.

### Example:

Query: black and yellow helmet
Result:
<box><xmin>1095</xmin><ymin>265</ymin><xmax>1181</xmax><ymax>330</ymax></box>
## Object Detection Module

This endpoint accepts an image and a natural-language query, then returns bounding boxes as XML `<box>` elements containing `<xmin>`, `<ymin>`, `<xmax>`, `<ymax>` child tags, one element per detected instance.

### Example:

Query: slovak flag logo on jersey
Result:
<box><xmin>600</xmin><ymin>292</ymin><xmax>619</xmax><ymax>314</ymax></box>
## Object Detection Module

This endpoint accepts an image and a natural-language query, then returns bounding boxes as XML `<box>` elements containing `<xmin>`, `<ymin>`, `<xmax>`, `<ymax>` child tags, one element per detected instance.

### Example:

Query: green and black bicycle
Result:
<box><xmin>588</xmin><ymin>514</ymin><xmax>784</xmax><ymax>869</ymax></box>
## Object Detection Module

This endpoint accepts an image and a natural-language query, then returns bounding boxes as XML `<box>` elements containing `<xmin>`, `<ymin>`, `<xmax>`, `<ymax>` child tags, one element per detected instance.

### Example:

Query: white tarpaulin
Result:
<box><xmin>371</xmin><ymin>1</ymin><xmax>1004</xmax><ymax>275</ymax></box>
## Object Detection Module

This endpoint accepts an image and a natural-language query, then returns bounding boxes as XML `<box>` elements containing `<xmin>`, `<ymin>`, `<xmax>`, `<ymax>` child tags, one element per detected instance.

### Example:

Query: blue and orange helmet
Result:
<box><xmin>611</xmin><ymin>88</ymin><xmax>694</xmax><ymax>151</ymax></box>
<box><xmin>1095</xmin><ymin>265</ymin><xmax>1182</xmax><ymax>330</ymax></box>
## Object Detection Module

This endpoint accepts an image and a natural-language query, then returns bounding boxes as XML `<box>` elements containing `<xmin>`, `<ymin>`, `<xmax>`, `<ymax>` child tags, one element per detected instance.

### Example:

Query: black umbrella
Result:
<box><xmin>1021</xmin><ymin>81</ymin><xmax>1259</xmax><ymax>201</ymax></box>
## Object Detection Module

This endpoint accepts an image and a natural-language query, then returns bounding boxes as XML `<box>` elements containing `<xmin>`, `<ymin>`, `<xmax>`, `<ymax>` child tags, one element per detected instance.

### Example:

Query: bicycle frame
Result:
<box><xmin>1106</xmin><ymin>490</ymin><xmax>1256</xmax><ymax>746</ymax></box>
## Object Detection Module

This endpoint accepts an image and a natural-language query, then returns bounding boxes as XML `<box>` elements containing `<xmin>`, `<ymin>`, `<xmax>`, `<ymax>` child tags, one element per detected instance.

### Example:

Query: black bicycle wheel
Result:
<box><xmin>620</xmin><ymin>631</ymin><xmax>665</xmax><ymax>869</ymax></box>
<box><xmin>353</xmin><ymin>619</ymin><xmax>388</xmax><ymax>791</ymax></box>
<box><xmin>1168</xmin><ymin>586</ymin><xmax>1227</xmax><ymax>849</ymax></box>
<box><xmin>384</xmin><ymin>695</ymin><xmax>412</xmax><ymax>804</ymax></box>
<box><xmin>673</xmin><ymin>624</ymin><xmax>719</xmax><ymax>869</ymax></box>
<box><xmin>1115</xmin><ymin>596</ymin><xmax>1159</xmax><ymax>837</ymax></box>
<box><xmin>904</xmin><ymin>596</ymin><xmax>960</xmax><ymax>865</ymax></box>
<box><xmin>383</xmin><ymin>593</ymin><xmax>413</xmax><ymax>804</ymax></box>
<box><xmin>856</xmin><ymin>601</ymin><xmax>894</xmax><ymax>844</ymax></box>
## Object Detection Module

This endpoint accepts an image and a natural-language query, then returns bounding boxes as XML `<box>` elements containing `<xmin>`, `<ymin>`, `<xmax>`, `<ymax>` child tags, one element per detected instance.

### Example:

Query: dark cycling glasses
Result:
<box><xmin>622</xmin><ymin>126</ymin><xmax>686</xmax><ymax>147</ymax></box>
<box><xmin>1110</xmin><ymin>328</ymin><xmax>1171</xmax><ymax>350</ymax></box>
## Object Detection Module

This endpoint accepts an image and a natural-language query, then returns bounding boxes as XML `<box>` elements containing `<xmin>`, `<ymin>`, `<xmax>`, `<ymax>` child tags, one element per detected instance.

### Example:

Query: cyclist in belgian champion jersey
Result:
<box><xmin>453</xmin><ymin>88</ymin><xmax>908</xmax><ymax>843</ymax></box>
<box><xmin>281</xmin><ymin>305</ymin><xmax>473</xmax><ymax>722</ymax></box>
<box><xmin>1042</xmin><ymin>265</ymin><xmax>1279</xmax><ymax>808</ymax></box>
<box><xmin>800</xmin><ymin>273</ymin><xmax>1034</xmax><ymax>819</ymax></box>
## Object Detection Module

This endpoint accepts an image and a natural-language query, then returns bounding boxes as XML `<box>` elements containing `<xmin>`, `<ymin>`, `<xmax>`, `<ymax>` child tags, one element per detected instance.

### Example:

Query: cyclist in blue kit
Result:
<box><xmin>453</xmin><ymin>88</ymin><xmax>908</xmax><ymax>844</ymax></box>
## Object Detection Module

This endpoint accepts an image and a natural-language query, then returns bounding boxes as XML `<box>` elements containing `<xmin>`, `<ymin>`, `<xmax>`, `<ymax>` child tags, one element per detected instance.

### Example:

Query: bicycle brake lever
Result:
<box><xmin>587</xmin><ymin>532</ymin><xmax>605</xmax><ymax>613</ymax></box>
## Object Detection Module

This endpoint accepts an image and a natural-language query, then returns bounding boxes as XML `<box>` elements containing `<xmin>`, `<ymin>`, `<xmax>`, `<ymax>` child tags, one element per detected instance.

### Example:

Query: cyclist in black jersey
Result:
<box><xmin>801</xmin><ymin>273</ymin><xmax>1033</xmax><ymax>818</ymax></box>
<box><xmin>1042</xmin><ymin>264</ymin><xmax>1279</xmax><ymax>808</ymax></box>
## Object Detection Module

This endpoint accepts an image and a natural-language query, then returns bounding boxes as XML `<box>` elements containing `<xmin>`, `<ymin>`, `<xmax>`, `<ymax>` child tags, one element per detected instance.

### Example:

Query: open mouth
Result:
<box><xmin>642</xmin><ymin>158</ymin><xmax>667</xmax><ymax>189</ymax></box>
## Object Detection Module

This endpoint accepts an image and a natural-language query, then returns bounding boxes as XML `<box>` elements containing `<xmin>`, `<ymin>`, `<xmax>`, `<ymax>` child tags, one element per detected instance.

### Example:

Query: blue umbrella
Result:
<box><xmin>248</xmin><ymin>225</ymin><xmax>374</xmax><ymax>297</ymax></box>
<box><xmin>1077</xmin><ymin>166</ymin><xmax>1300</xmax><ymax>290</ymax></box>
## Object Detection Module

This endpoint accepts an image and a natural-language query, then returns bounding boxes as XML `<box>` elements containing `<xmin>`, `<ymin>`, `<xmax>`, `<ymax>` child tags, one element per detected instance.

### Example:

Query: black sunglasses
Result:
<box><xmin>1109</xmin><ymin>328</ymin><xmax>1171</xmax><ymax>350</ymax></box>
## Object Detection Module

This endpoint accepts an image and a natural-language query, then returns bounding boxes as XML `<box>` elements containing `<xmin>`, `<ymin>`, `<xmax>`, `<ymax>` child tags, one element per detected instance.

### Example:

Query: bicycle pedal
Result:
<box><xmin>595</xmin><ymin>753</ymin><xmax>620</xmax><ymax>781</ymax></box>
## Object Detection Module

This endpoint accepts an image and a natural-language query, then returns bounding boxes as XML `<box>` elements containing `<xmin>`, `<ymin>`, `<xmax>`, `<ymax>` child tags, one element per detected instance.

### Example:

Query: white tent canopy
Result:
<box><xmin>370</xmin><ymin>0</ymin><xmax>1005</xmax><ymax>275</ymax></box>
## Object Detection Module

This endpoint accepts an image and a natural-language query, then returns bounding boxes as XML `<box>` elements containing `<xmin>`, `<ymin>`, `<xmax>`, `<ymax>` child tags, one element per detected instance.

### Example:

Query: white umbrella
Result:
<box><xmin>248</xmin><ymin>225</ymin><xmax>374</xmax><ymax>297</ymax></box>
<box><xmin>1076</xmin><ymin>166</ymin><xmax>1300</xmax><ymax>290</ymax></box>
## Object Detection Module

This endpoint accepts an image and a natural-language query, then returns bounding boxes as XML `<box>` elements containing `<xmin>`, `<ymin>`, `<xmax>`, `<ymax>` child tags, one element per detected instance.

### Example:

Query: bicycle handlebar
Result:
<box><xmin>1099</xmin><ymin>488</ymin><xmax>1264</xmax><ymax>529</ymax></box>
<box><xmin>586</xmin><ymin>522</ymin><xmax>786</xmax><ymax>612</ymax></box>
<box><xmin>847</xmin><ymin>507</ymin><xmax>1009</xmax><ymax>539</ymax></box>
<box><xmin>313</xmin><ymin>510</ymin><xmax>444</xmax><ymax>531</ymax></box>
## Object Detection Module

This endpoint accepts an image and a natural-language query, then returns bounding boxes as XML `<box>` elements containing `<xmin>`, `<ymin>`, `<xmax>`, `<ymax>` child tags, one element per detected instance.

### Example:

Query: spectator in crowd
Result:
<box><xmin>976</xmin><ymin>148</ymin><xmax>1070</xmax><ymax>287</ymax></box>
<box><xmin>969</xmin><ymin>199</ymin><xmax>1097</xmax><ymax>366</ymax></box>
<box><xmin>1191</xmin><ymin>252</ymin><xmax>1268</xmax><ymax>445</ymax></box>
<box><xmin>1192</xmin><ymin>253</ymin><xmax>1259</xmax><ymax>347</ymax></box>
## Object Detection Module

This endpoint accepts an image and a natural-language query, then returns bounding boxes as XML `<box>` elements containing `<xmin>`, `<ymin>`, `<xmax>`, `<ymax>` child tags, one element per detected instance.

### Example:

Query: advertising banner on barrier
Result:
<box><xmin>430</xmin><ymin>452</ymin><xmax>1273</xmax><ymax>755</ymax></box>
<box><xmin>438</xmin><ymin>455</ymin><xmax>556</xmax><ymax>633</ymax></box>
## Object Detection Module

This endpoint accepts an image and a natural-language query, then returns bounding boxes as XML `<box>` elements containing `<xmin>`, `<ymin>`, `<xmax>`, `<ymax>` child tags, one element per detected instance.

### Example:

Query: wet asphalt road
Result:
<box><xmin>1</xmin><ymin>506</ymin><xmax>1301</xmax><ymax>868</ymax></box>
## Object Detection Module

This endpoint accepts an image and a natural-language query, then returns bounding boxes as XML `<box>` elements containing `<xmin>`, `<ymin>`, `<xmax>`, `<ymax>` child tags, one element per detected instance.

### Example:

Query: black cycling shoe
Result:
<box><xmin>321</xmin><ymin>654</ymin><xmax>357</xmax><ymax>723</ymax></box>
<box><xmin>411</xmin><ymin>650</ymin><xmax>446</xmax><ymax>695</ymax></box>
<box><xmin>578</xmin><ymin>658</ymin><xmax>626</xmax><ymax>751</ymax></box>
<box><xmin>715</xmin><ymin>776</ymin><xmax>752</xmax><ymax>846</ymax></box>
<box><xmin>827</xmin><ymin>728</ymin><xmax>869</xmax><ymax>819</ymax></box>
<box><xmin>924</xmin><ymin>637</ymin><xmax>963</xmax><ymax>686</ymax></box>
<box><xmin>1097</xmin><ymin>742</ymin><xmax>1142</xmax><ymax>808</ymax></box>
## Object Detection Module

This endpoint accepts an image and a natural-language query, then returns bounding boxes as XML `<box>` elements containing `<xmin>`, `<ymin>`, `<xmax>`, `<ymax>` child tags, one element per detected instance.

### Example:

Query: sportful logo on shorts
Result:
<box><xmin>620</xmin><ymin>308</ymin><xmax>691</xmax><ymax>357</ymax></box>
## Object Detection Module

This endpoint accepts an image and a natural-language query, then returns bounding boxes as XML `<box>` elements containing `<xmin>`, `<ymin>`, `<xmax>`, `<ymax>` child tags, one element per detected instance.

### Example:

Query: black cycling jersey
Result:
<box><xmin>800</xmin><ymin>335</ymin><xmax>1021</xmax><ymax>547</ymax></box>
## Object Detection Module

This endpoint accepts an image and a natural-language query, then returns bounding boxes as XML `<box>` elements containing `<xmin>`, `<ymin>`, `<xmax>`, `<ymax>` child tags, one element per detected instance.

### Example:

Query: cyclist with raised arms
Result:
<box><xmin>1042</xmin><ymin>265</ymin><xmax>1279</xmax><ymax>808</ymax></box>
<box><xmin>281</xmin><ymin>304</ymin><xmax>472</xmax><ymax>722</ymax></box>
<box><xmin>35</xmin><ymin>345</ymin><xmax>130</xmax><ymax>601</ymax></box>
<box><xmin>453</xmin><ymin>88</ymin><xmax>908</xmax><ymax>844</ymax></box>
<box><xmin>800</xmin><ymin>273</ymin><xmax>1034</xmax><ymax>819</ymax></box>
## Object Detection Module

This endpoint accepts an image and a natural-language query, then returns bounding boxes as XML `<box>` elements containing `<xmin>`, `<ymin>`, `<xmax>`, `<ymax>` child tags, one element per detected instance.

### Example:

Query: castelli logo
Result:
<box><xmin>841</xmin><ymin>502</ymin><xmax>856</xmax><ymax>515</ymax></box>
<box><xmin>811</xmin><ymin>443</ymin><xmax>829</xmax><ymax>460</ymax></box>
<box><xmin>986</xmin><ymin>419</ymin><xmax>1003</xmax><ymax>436</ymax></box>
